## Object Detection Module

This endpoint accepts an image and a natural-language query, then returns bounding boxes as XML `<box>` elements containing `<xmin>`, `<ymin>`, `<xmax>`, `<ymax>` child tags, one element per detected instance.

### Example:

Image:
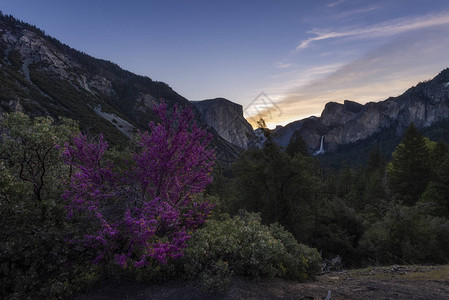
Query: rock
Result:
<box><xmin>322</xmin><ymin>255</ymin><xmax>343</xmax><ymax>273</ymax></box>
<box><xmin>320</xmin><ymin>100</ymin><xmax>362</xmax><ymax>127</ymax></box>
<box><xmin>272</xmin><ymin>119</ymin><xmax>307</xmax><ymax>149</ymax></box>
<box><xmin>192</xmin><ymin>98</ymin><xmax>256</xmax><ymax>148</ymax></box>
<box><xmin>273</xmin><ymin>69</ymin><xmax>449</xmax><ymax>153</ymax></box>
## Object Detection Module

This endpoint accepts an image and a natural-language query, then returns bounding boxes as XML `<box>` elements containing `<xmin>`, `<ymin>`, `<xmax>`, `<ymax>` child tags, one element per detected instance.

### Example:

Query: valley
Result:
<box><xmin>1</xmin><ymin>10</ymin><xmax>449</xmax><ymax>299</ymax></box>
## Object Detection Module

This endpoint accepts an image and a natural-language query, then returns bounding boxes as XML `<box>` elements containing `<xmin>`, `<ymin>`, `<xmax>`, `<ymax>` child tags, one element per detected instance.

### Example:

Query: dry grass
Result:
<box><xmin>338</xmin><ymin>265</ymin><xmax>449</xmax><ymax>281</ymax></box>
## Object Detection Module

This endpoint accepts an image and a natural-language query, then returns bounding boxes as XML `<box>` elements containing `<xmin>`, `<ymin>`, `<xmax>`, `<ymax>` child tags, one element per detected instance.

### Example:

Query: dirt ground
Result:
<box><xmin>75</xmin><ymin>265</ymin><xmax>449</xmax><ymax>300</ymax></box>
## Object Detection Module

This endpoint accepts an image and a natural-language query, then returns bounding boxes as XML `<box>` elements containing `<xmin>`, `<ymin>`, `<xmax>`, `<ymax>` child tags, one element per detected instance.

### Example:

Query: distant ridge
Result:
<box><xmin>272</xmin><ymin>69</ymin><xmax>449</xmax><ymax>160</ymax></box>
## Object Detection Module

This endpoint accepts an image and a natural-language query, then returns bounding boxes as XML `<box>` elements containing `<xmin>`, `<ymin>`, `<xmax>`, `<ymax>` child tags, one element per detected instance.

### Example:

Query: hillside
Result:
<box><xmin>0</xmin><ymin>13</ymin><xmax>240</xmax><ymax>163</ymax></box>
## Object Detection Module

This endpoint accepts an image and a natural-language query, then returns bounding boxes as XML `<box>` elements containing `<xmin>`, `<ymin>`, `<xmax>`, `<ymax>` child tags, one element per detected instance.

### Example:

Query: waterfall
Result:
<box><xmin>313</xmin><ymin>136</ymin><xmax>324</xmax><ymax>156</ymax></box>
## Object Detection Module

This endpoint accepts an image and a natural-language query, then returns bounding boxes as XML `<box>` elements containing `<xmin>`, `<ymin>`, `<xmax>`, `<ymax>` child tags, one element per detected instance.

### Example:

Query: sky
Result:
<box><xmin>2</xmin><ymin>0</ymin><xmax>449</xmax><ymax>128</ymax></box>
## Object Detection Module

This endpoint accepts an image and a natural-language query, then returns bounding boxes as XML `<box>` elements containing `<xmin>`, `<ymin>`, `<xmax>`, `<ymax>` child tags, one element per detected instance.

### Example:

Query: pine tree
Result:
<box><xmin>286</xmin><ymin>130</ymin><xmax>309</xmax><ymax>157</ymax></box>
<box><xmin>437</xmin><ymin>153</ymin><xmax>449</xmax><ymax>214</ymax></box>
<box><xmin>388</xmin><ymin>123</ymin><xmax>431</xmax><ymax>205</ymax></box>
<box><xmin>365</xmin><ymin>146</ymin><xmax>386</xmax><ymax>175</ymax></box>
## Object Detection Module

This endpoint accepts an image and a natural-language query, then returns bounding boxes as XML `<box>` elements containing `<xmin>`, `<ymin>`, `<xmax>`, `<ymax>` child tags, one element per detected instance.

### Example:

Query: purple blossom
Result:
<box><xmin>63</xmin><ymin>103</ymin><xmax>215</xmax><ymax>267</ymax></box>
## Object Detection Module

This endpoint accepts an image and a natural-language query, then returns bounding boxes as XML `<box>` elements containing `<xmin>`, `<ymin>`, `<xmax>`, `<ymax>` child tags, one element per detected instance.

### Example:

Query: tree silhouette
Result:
<box><xmin>286</xmin><ymin>130</ymin><xmax>309</xmax><ymax>157</ymax></box>
<box><xmin>388</xmin><ymin>123</ymin><xmax>430</xmax><ymax>205</ymax></box>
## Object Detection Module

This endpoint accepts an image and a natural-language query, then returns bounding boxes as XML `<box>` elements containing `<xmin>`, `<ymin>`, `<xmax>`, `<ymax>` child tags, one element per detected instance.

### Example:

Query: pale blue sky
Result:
<box><xmin>2</xmin><ymin>0</ymin><xmax>449</xmax><ymax>127</ymax></box>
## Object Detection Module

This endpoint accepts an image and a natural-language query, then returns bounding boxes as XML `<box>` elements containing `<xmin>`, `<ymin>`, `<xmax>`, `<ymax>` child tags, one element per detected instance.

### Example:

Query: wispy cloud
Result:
<box><xmin>252</xmin><ymin>25</ymin><xmax>449</xmax><ymax>128</ymax></box>
<box><xmin>296</xmin><ymin>11</ymin><xmax>449</xmax><ymax>51</ymax></box>
<box><xmin>333</xmin><ymin>5</ymin><xmax>382</xmax><ymax>19</ymax></box>
<box><xmin>276</xmin><ymin>62</ymin><xmax>291</xmax><ymax>69</ymax></box>
<box><xmin>267</xmin><ymin>63</ymin><xmax>345</xmax><ymax>94</ymax></box>
<box><xmin>327</xmin><ymin>0</ymin><xmax>346</xmax><ymax>8</ymax></box>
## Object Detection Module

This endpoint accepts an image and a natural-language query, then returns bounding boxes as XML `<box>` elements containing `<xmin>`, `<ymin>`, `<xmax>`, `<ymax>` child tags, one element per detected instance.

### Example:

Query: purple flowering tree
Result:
<box><xmin>63</xmin><ymin>103</ymin><xmax>215</xmax><ymax>267</ymax></box>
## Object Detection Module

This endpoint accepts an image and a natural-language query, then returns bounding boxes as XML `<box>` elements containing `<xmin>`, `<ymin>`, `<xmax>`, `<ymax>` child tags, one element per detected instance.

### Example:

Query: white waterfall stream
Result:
<box><xmin>313</xmin><ymin>136</ymin><xmax>324</xmax><ymax>156</ymax></box>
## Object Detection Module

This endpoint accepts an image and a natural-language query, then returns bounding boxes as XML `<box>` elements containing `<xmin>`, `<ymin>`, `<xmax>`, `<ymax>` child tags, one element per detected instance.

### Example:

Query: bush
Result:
<box><xmin>182</xmin><ymin>211</ymin><xmax>321</xmax><ymax>291</ymax></box>
<box><xmin>361</xmin><ymin>204</ymin><xmax>449</xmax><ymax>264</ymax></box>
<box><xmin>312</xmin><ymin>198</ymin><xmax>365</xmax><ymax>265</ymax></box>
<box><xmin>198</xmin><ymin>259</ymin><xmax>231</xmax><ymax>292</ymax></box>
<box><xmin>269</xmin><ymin>223</ymin><xmax>322</xmax><ymax>280</ymax></box>
<box><xmin>0</xmin><ymin>113</ymin><xmax>99</xmax><ymax>298</ymax></box>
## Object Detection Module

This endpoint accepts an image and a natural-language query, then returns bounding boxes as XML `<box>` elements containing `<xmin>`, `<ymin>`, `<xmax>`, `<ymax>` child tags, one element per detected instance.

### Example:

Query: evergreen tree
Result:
<box><xmin>286</xmin><ymin>130</ymin><xmax>309</xmax><ymax>157</ymax></box>
<box><xmin>439</xmin><ymin>153</ymin><xmax>449</xmax><ymax>200</ymax></box>
<box><xmin>432</xmin><ymin>153</ymin><xmax>449</xmax><ymax>216</ymax></box>
<box><xmin>365</xmin><ymin>146</ymin><xmax>386</xmax><ymax>175</ymax></box>
<box><xmin>418</xmin><ymin>182</ymin><xmax>448</xmax><ymax>217</ymax></box>
<box><xmin>388</xmin><ymin>123</ymin><xmax>431</xmax><ymax>205</ymax></box>
<box><xmin>416</xmin><ymin>143</ymin><xmax>449</xmax><ymax>217</ymax></box>
<box><xmin>228</xmin><ymin>131</ymin><xmax>322</xmax><ymax>241</ymax></box>
<box><xmin>429</xmin><ymin>140</ymin><xmax>449</xmax><ymax>178</ymax></box>
<box><xmin>361</xmin><ymin>147</ymin><xmax>387</xmax><ymax>215</ymax></box>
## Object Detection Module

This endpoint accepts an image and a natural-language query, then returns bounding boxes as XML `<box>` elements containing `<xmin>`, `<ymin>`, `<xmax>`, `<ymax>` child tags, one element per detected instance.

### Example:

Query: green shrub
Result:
<box><xmin>182</xmin><ymin>212</ymin><xmax>321</xmax><ymax>291</ymax></box>
<box><xmin>0</xmin><ymin>113</ymin><xmax>91</xmax><ymax>299</ymax></box>
<box><xmin>198</xmin><ymin>259</ymin><xmax>231</xmax><ymax>292</ymax></box>
<box><xmin>269</xmin><ymin>223</ymin><xmax>322</xmax><ymax>280</ymax></box>
<box><xmin>361</xmin><ymin>204</ymin><xmax>449</xmax><ymax>264</ymax></box>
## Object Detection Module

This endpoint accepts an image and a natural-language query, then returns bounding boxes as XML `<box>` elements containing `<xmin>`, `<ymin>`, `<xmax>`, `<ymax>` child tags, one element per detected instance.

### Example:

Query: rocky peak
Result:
<box><xmin>320</xmin><ymin>100</ymin><xmax>363</xmax><ymax>127</ymax></box>
<box><xmin>273</xmin><ymin>68</ymin><xmax>449</xmax><ymax>154</ymax></box>
<box><xmin>192</xmin><ymin>98</ymin><xmax>255</xmax><ymax>148</ymax></box>
<box><xmin>343</xmin><ymin>100</ymin><xmax>364</xmax><ymax>113</ymax></box>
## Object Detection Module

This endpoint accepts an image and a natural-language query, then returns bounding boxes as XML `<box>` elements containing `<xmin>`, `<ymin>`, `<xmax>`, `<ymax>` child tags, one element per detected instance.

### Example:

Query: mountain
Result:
<box><xmin>273</xmin><ymin>69</ymin><xmax>449</xmax><ymax>159</ymax></box>
<box><xmin>3</xmin><ymin>13</ymin><xmax>448</xmax><ymax>169</ymax></box>
<box><xmin>0</xmin><ymin>13</ymin><xmax>241</xmax><ymax>165</ymax></box>
<box><xmin>192</xmin><ymin>98</ymin><xmax>255</xmax><ymax>148</ymax></box>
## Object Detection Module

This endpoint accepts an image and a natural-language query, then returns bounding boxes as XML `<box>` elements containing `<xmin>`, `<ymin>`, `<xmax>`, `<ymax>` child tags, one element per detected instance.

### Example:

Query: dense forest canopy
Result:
<box><xmin>211</xmin><ymin>121</ymin><xmax>449</xmax><ymax>266</ymax></box>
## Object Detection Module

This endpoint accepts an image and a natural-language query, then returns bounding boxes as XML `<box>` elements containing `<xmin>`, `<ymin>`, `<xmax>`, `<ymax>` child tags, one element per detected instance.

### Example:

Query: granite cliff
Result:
<box><xmin>192</xmin><ymin>98</ymin><xmax>255</xmax><ymax>148</ymax></box>
<box><xmin>273</xmin><ymin>69</ymin><xmax>449</xmax><ymax>153</ymax></box>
